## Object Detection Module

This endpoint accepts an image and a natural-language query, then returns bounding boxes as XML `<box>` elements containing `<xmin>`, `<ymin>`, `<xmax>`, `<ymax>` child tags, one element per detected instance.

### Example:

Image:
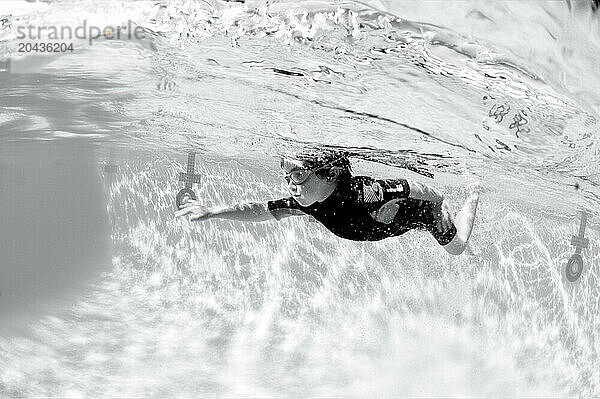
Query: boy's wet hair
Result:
<box><xmin>293</xmin><ymin>149</ymin><xmax>353</xmax><ymax>181</ymax></box>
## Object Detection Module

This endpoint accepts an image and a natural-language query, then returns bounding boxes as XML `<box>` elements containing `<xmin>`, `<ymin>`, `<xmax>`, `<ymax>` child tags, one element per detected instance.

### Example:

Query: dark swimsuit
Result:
<box><xmin>267</xmin><ymin>176</ymin><xmax>457</xmax><ymax>245</ymax></box>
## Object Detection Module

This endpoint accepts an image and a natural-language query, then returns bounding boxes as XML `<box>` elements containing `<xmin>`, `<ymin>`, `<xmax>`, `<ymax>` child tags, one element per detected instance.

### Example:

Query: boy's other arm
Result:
<box><xmin>368</xmin><ymin>178</ymin><xmax>445</xmax><ymax>224</ymax></box>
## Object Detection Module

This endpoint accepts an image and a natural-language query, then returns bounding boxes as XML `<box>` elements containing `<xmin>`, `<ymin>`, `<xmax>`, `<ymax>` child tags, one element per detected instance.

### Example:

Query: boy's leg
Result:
<box><xmin>443</xmin><ymin>184</ymin><xmax>480</xmax><ymax>255</ymax></box>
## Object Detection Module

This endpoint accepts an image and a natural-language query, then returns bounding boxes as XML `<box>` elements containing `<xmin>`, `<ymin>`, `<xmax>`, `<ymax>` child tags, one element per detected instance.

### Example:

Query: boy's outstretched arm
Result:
<box><xmin>175</xmin><ymin>200</ymin><xmax>275</xmax><ymax>223</ymax></box>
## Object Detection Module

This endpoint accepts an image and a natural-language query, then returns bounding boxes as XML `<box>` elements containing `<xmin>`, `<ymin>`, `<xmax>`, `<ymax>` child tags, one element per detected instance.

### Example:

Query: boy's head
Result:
<box><xmin>280</xmin><ymin>150</ymin><xmax>352</xmax><ymax>206</ymax></box>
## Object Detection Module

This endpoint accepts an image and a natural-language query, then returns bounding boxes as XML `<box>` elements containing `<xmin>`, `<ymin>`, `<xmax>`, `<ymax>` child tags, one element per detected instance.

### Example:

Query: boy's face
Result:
<box><xmin>281</xmin><ymin>159</ymin><xmax>336</xmax><ymax>206</ymax></box>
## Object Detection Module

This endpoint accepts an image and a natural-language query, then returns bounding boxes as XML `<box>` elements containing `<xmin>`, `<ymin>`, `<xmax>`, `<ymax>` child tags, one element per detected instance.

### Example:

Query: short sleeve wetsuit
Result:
<box><xmin>267</xmin><ymin>176</ymin><xmax>457</xmax><ymax>245</ymax></box>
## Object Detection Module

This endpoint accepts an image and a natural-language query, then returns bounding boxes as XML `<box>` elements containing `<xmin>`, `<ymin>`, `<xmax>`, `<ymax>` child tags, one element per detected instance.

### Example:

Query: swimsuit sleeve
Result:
<box><xmin>267</xmin><ymin>197</ymin><xmax>307</xmax><ymax>220</ymax></box>
<box><xmin>354</xmin><ymin>177</ymin><xmax>411</xmax><ymax>211</ymax></box>
<box><xmin>377</xmin><ymin>178</ymin><xmax>411</xmax><ymax>201</ymax></box>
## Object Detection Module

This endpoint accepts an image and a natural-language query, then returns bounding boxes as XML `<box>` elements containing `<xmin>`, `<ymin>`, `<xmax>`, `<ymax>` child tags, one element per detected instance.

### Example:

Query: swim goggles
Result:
<box><xmin>282</xmin><ymin>168</ymin><xmax>319</xmax><ymax>185</ymax></box>
<box><xmin>280</xmin><ymin>158</ymin><xmax>334</xmax><ymax>185</ymax></box>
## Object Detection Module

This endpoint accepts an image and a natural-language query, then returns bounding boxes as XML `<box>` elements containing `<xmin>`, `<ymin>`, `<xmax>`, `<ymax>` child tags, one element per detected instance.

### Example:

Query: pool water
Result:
<box><xmin>0</xmin><ymin>0</ymin><xmax>599</xmax><ymax>396</ymax></box>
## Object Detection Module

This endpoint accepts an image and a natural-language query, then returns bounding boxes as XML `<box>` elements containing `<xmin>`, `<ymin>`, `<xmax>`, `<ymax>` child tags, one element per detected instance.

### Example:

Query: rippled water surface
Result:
<box><xmin>1</xmin><ymin>0</ymin><xmax>599</xmax><ymax>397</ymax></box>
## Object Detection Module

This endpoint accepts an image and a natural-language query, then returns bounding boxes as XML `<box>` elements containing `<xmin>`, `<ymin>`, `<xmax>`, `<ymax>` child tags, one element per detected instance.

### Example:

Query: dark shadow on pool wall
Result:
<box><xmin>0</xmin><ymin>141</ymin><xmax>110</xmax><ymax>332</ymax></box>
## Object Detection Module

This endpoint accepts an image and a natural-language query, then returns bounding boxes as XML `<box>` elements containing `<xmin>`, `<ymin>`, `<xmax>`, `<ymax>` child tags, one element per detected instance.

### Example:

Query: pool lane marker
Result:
<box><xmin>565</xmin><ymin>210</ymin><xmax>589</xmax><ymax>282</ymax></box>
<box><xmin>176</xmin><ymin>152</ymin><xmax>201</xmax><ymax>210</ymax></box>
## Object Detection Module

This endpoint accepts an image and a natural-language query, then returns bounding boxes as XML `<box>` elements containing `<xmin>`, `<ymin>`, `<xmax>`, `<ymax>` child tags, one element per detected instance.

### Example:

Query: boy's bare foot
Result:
<box><xmin>442</xmin><ymin>183</ymin><xmax>480</xmax><ymax>255</ymax></box>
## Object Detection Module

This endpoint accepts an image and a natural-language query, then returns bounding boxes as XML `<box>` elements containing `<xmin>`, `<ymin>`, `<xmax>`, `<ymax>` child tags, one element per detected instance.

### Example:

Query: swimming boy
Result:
<box><xmin>175</xmin><ymin>152</ymin><xmax>479</xmax><ymax>255</ymax></box>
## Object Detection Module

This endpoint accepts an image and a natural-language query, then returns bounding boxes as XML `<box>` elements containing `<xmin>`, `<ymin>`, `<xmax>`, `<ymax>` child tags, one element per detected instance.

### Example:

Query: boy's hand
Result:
<box><xmin>371</xmin><ymin>199</ymin><xmax>401</xmax><ymax>224</ymax></box>
<box><xmin>175</xmin><ymin>199</ymin><xmax>213</xmax><ymax>222</ymax></box>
